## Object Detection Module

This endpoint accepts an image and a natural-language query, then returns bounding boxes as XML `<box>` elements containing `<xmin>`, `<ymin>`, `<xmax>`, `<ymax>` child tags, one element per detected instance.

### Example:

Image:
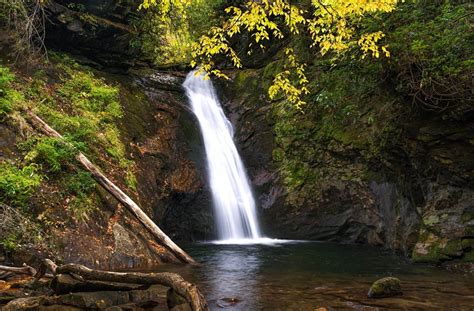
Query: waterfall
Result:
<box><xmin>183</xmin><ymin>71</ymin><xmax>262</xmax><ymax>241</ymax></box>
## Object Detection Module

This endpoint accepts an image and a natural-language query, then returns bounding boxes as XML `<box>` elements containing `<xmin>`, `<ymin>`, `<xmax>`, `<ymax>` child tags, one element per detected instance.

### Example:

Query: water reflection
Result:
<box><xmin>179</xmin><ymin>242</ymin><xmax>474</xmax><ymax>310</ymax></box>
<box><xmin>197</xmin><ymin>245</ymin><xmax>263</xmax><ymax>309</ymax></box>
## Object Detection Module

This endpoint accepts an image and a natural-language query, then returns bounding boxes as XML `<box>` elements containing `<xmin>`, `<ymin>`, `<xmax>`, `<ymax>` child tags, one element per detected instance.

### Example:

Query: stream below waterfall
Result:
<box><xmin>178</xmin><ymin>71</ymin><xmax>474</xmax><ymax>310</ymax></box>
<box><xmin>149</xmin><ymin>242</ymin><xmax>474</xmax><ymax>310</ymax></box>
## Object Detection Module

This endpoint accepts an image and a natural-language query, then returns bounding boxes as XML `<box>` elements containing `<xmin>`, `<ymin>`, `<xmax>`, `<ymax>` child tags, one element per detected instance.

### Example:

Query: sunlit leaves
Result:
<box><xmin>142</xmin><ymin>0</ymin><xmax>399</xmax><ymax>109</ymax></box>
<box><xmin>358</xmin><ymin>31</ymin><xmax>389</xmax><ymax>58</ymax></box>
<box><xmin>268</xmin><ymin>49</ymin><xmax>309</xmax><ymax>110</ymax></box>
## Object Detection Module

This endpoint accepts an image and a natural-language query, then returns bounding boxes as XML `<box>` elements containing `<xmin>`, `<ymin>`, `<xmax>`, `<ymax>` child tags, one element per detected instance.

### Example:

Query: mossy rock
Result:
<box><xmin>462</xmin><ymin>249</ymin><xmax>474</xmax><ymax>262</ymax></box>
<box><xmin>461</xmin><ymin>206</ymin><xmax>474</xmax><ymax>223</ymax></box>
<box><xmin>368</xmin><ymin>277</ymin><xmax>402</xmax><ymax>298</ymax></box>
<box><xmin>412</xmin><ymin>231</ymin><xmax>465</xmax><ymax>263</ymax></box>
<box><xmin>167</xmin><ymin>288</ymin><xmax>190</xmax><ymax>311</ymax></box>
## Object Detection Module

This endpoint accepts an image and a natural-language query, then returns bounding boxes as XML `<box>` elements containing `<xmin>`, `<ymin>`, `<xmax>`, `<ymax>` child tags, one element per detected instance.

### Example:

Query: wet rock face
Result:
<box><xmin>370</xmin><ymin>181</ymin><xmax>420</xmax><ymax>253</ymax></box>
<box><xmin>412</xmin><ymin>185</ymin><xmax>474</xmax><ymax>264</ymax></box>
<box><xmin>219</xmin><ymin>70</ymin><xmax>390</xmax><ymax>245</ymax></box>
<box><xmin>218</xmin><ymin>70</ymin><xmax>287</xmax><ymax>236</ymax></box>
<box><xmin>120</xmin><ymin>72</ymin><xmax>214</xmax><ymax>242</ymax></box>
<box><xmin>220</xmin><ymin>68</ymin><xmax>473</xmax><ymax>265</ymax></box>
<box><xmin>45</xmin><ymin>0</ymin><xmax>145</xmax><ymax>69</ymax></box>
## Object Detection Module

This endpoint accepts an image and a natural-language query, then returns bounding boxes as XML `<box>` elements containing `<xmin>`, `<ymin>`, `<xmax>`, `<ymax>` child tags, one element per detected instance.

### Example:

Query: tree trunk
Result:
<box><xmin>25</xmin><ymin>111</ymin><xmax>195</xmax><ymax>264</ymax></box>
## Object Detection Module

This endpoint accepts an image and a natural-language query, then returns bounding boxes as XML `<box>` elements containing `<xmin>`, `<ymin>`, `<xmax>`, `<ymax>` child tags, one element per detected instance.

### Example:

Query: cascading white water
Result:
<box><xmin>183</xmin><ymin>71</ymin><xmax>261</xmax><ymax>241</ymax></box>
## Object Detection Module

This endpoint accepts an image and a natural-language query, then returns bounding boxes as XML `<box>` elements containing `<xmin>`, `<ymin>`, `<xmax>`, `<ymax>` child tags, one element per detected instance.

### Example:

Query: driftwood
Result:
<box><xmin>35</xmin><ymin>260</ymin><xmax>208</xmax><ymax>311</ymax></box>
<box><xmin>0</xmin><ymin>264</ymin><xmax>36</xmax><ymax>276</ymax></box>
<box><xmin>25</xmin><ymin>111</ymin><xmax>195</xmax><ymax>264</ymax></box>
<box><xmin>0</xmin><ymin>263</ymin><xmax>54</xmax><ymax>280</ymax></box>
<box><xmin>0</xmin><ymin>271</ymin><xmax>14</xmax><ymax>280</ymax></box>
<box><xmin>50</xmin><ymin>273</ymin><xmax>147</xmax><ymax>294</ymax></box>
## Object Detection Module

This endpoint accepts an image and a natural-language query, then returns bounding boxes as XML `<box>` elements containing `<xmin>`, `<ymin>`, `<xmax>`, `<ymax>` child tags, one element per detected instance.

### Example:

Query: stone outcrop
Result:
<box><xmin>2</xmin><ymin>0</ymin><xmax>471</xmax><ymax>268</ymax></box>
<box><xmin>220</xmin><ymin>67</ymin><xmax>474</xmax><ymax>266</ymax></box>
<box><xmin>45</xmin><ymin>0</ymin><xmax>146</xmax><ymax>69</ymax></box>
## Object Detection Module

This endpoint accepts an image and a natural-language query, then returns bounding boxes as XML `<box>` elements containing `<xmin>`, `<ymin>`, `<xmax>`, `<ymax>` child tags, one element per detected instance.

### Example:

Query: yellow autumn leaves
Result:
<box><xmin>142</xmin><ymin>0</ymin><xmax>399</xmax><ymax>109</ymax></box>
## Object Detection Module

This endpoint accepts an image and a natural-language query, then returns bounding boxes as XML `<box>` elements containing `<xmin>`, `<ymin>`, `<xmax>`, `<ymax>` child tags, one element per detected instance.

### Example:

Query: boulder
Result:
<box><xmin>367</xmin><ymin>277</ymin><xmax>402</xmax><ymax>298</ymax></box>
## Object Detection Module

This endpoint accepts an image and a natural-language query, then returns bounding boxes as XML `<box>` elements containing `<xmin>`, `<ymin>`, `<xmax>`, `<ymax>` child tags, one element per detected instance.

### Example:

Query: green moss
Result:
<box><xmin>0</xmin><ymin>66</ymin><xmax>24</xmax><ymax>117</ymax></box>
<box><xmin>21</xmin><ymin>137</ymin><xmax>81</xmax><ymax>173</ymax></box>
<box><xmin>69</xmin><ymin>192</ymin><xmax>99</xmax><ymax>223</ymax></box>
<box><xmin>262</xmin><ymin>60</ymin><xmax>284</xmax><ymax>91</ymax></box>
<box><xmin>368</xmin><ymin>277</ymin><xmax>402</xmax><ymax>298</ymax></box>
<box><xmin>234</xmin><ymin>70</ymin><xmax>260</xmax><ymax>96</ymax></box>
<box><xmin>0</xmin><ymin>162</ymin><xmax>42</xmax><ymax>208</ymax></box>
<box><xmin>1</xmin><ymin>232</ymin><xmax>20</xmax><ymax>251</ymax></box>
<box><xmin>0</xmin><ymin>54</ymin><xmax>138</xmax><ymax>230</ymax></box>
<box><xmin>461</xmin><ymin>209</ymin><xmax>474</xmax><ymax>223</ymax></box>
<box><xmin>125</xmin><ymin>172</ymin><xmax>137</xmax><ymax>192</ymax></box>
<box><xmin>461</xmin><ymin>238</ymin><xmax>474</xmax><ymax>249</ymax></box>
<box><xmin>261</xmin><ymin>1</ymin><xmax>471</xmax><ymax>210</ymax></box>
<box><xmin>424</xmin><ymin>215</ymin><xmax>440</xmax><ymax>226</ymax></box>
<box><xmin>412</xmin><ymin>230</ymin><xmax>465</xmax><ymax>263</ymax></box>
<box><xmin>462</xmin><ymin>249</ymin><xmax>474</xmax><ymax>262</ymax></box>
<box><xmin>66</xmin><ymin>170</ymin><xmax>96</xmax><ymax>194</ymax></box>
<box><xmin>440</xmin><ymin>240</ymin><xmax>463</xmax><ymax>257</ymax></box>
<box><xmin>23</xmin><ymin>54</ymin><xmax>136</xmax><ymax>178</ymax></box>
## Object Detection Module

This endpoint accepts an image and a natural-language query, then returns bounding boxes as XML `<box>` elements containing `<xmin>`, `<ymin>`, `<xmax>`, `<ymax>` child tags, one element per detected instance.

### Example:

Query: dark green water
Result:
<box><xmin>157</xmin><ymin>242</ymin><xmax>474</xmax><ymax>310</ymax></box>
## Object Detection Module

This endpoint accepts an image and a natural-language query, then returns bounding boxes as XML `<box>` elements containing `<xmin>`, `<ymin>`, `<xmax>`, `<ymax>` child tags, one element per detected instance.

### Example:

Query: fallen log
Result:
<box><xmin>0</xmin><ymin>264</ymin><xmax>36</xmax><ymax>276</ymax></box>
<box><xmin>50</xmin><ymin>273</ymin><xmax>147</xmax><ymax>294</ymax></box>
<box><xmin>0</xmin><ymin>263</ymin><xmax>54</xmax><ymax>280</ymax></box>
<box><xmin>25</xmin><ymin>111</ymin><xmax>195</xmax><ymax>264</ymax></box>
<box><xmin>0</xmin><ymin>271</ymin><xmax>14</xmax><ymax>280</ymax></box>
<box><xmin>35</xmin><ymin>260</ymin><xmax>208</xmax><ymax>311</ymax></box>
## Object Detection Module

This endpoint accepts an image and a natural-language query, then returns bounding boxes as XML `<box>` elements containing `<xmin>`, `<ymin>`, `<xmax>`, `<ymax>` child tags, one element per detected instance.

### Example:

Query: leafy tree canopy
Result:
<box><xmin>142</xmin><ymin>0</ymin><xmax>398</xmax><ymax>108</ymax></box>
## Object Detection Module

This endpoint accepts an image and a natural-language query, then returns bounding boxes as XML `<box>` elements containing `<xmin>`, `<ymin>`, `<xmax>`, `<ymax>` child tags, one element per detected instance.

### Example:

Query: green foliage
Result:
<box><xmin>383</xmin><ymin>1</ymin><xmax>472</xmax><ymax>110</ymax></box>
<box><xmin>66</xmin><ymin>170</ymin><xmax>96</xmax><ymax>195</ymax></box>
<box><xmin>57</xmin><ymin>70</ymin><xmax>122</xmax><ymax>119</ymax></box>
<box><xmin>21</xmin><ymin>137</ymin><xmax>81</xmax><ymax>173</ymax></box>
<box><xmin>0</xmin><ymin>67</ymin><xmax>15</xmax><ymax>93</ymax></box>
<box><xmin>0</xmin><ymin>55</ymin><xmax>138</xmax><ymax>226</ymax></box>
<box><xmin>64</xmin><ymin>170</ymin><xmax>98</xmax><ymax>223</ymax></box>
<box><xmin>267</xmin><ymin>1</ymin><xmax>472</xmax><ymax>205</ymax></box>
<box><xmin>187</xmin><ymin>0</ymin><xmax>397</xmax><ymax>107</ymax></box>
<box><xmin>133</xmin><ymin>0</ymin><xmax>225</xmax><ymax>65</ymax></box>
<box><xmin>1</xmin><ymin>233</ymin><xmax>20</xmax><ymax>251</ymax></box>
<box><xmin>44</xmin><ymin>169</ymin><xmax>97</xmax><ymax>224</ymax></box>
<box><xmin>0</xmin><ymin>66</ymin><xmax>23</xmax><ymax>117</ymax></box>
<box><xmin>0</xmin><ymin>162</ymin><xmax>42</xmax><ymax>207</ymax></box>
<box><xmin>28</xmin><ymin>55</ymin><xmax>133</xmax><ymax>173</ymax></box>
